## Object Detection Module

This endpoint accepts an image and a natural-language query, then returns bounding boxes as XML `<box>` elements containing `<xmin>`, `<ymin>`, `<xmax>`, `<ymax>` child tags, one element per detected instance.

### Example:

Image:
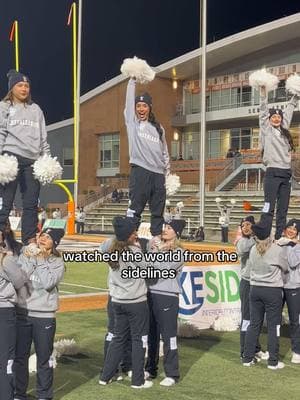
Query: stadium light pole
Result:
<box><xmin>199</xmin><ymin>0</ymin><xmax>207</xmax><ymax>229</ymax></box>
<box><xmin>74</xmin><ymin>0</ymin><xmax>82</xmax><ymax>208</ymax></box>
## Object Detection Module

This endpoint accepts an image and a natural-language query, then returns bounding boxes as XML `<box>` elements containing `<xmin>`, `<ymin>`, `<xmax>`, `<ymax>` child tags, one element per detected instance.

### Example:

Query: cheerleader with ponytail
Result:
<box><xmin>121</xmin><ymin>58</ymin><xmax>170</xmax><ymax>247</ymax></box>
<box><xmin>258</xmin><ymin>83</ymin><xmax>298</xmax><ymax>239</ymax></box>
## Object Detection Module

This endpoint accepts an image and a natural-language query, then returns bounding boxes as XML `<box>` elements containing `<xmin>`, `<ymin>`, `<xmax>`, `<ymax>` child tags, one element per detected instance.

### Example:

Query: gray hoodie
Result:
<box><xmin>249</xmin><ymin>242</ymin><xmax>288</xmax><ymax>287</ymax></box>
<box><xmin>124</xmin><ymin>79</ymin><xmax>170</xmax><ymax>175</ymax></box>
<box><xmin>284</xmin><ymin>243</ymin><xmax>300</xmax><ymax>289</ymax></box>
<box><xmin>0</xmin><ymin>101</ymin><xmax>50</xmax><ymax>160</ymax></box>
<box><xmin>16</xmin><ymin>253</ymin><xmax>64</xmax><ymax>318</ymax></box>
<box><xmin>0</xmin><ymin>255</ymin><xmax>27</xmax><ymax>308</ymax></box>
<box><xmin>99</xmin><ymin>238</ymin><xmax>149</xmax><ymax>304</ymax></box>
<box><xmin>236</xmin><ymin>236</ymin><xmax>256</xmax><ymax>281</ymax></box>
<box><xmin>148</xmin><ymin>248</ymin><xmax>184</xmax><ymax>297</ymax></box>
<box><xmin>259</xmin><ymin>94</ymin><xmax>297</xmax><ymax>169</ymax></box>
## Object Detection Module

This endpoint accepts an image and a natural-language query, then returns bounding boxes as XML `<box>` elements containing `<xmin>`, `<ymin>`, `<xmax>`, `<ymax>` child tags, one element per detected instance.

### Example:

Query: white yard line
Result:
<box><xmin>60</xmin><ymin>290</ymin><xmax>74</xmax><ymax>294</ymax></box>
<box><xmin>60</xmin><ymin>282</ymin><xmax>108</xmax><ymax>291</ymax></box>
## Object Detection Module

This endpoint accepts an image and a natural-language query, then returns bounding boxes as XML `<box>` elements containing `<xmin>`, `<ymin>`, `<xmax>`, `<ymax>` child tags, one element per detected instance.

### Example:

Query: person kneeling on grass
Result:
<box><xmin>277</xmin><ymin>219</ymin><xmax>300</xmax><ymax>364</ymax></box>
<box><xmin>145</xmin><ymin>219</ymin><xmax>185</xmax><ymax>387</ymax></box>
<box><xmin>99</xmin><ymin>216</ymin><xmax>153</xmax><ymax>389</ymax></box>
<box><xmin>14</xmin><ymin>228</ymin><xmax>65</xmax><ymax>400</ymax></box>
<box><xmin>242</xmin><ymin>213</ymin><xmax>288</xmax><ymax>370</ymax></box>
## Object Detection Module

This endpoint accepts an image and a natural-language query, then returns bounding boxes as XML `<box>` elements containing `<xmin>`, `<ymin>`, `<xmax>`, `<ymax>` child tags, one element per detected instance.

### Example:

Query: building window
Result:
<box><xmin>63</xmin><ymin>148</ymin><xmax>74</xmax><ymax>166</ymax></box>
<box><xmin>99</xmin><ymin>133</ymin><xmax>120</xmax><ymax>169</ymax></box>
<box><xmin>182</xmin><ymin>132</ymin><xmax>199</xmax><ymax>160</ymax></box>
<box><xmin>230</xmin><ymin>128</ymin><xmax>251</xmax><ymax>151</ymax></box>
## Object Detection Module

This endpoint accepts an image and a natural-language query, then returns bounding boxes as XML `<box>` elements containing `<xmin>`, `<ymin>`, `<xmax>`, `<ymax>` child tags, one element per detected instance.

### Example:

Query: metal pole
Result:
<box><xmin>199</xmin><ymin>0</ymin><xmax>207</xmax><ymax>228</ymax></box>
<box><xmin>74</xmin><ymin>0</ymin><xmax>82</xmax><ymax>206</ymax></box>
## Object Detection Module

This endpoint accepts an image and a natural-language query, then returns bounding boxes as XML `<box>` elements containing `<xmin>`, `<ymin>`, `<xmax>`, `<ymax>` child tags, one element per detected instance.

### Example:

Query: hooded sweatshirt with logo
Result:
<box><xmin>0</xmin><ymin>101</ymin><xmax>50</xmax><ymax>160</ymax></box>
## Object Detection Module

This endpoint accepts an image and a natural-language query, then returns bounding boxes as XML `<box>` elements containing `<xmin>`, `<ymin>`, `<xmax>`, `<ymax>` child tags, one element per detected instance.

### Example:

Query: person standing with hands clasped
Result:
<box><xmin>14</xmin><ymin>228</ymin><xmax>65</xmax><ymax>400</ymax></box>
<box><xmin>0</xmin><ymin>70</ymin><xmax>51</xmax><ymax>247</ymax></box>
<box><xmin>259</xmin><ymin>85</ymin><xmax>298</xmax><ymax>239</ymax></box>
<box><xmin>124</xmin><ymin>77</ymin><xmax>170</xmax><ymax>247</ymax></box>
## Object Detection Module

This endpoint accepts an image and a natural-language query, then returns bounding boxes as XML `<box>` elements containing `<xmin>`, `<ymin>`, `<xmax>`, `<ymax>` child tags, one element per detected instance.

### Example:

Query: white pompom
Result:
<box><xmin>0</xmin><ymin>154</ymin><xmax>18</xmax><ymax>185</ymax></box>
<box><xmin>286</xmin><ymin>74</ymin><xmax>300</xmax><ymax>96</ymax></box>
<box><xmin>249</xmin><ymin>68</ymin><xmax>279</xmax><ymax>92</ymax></box>
<box><xmin>121</xmin><ymin>56</ymin><xmax>155</xmax><ymax>83</ymax></box>
<box><xmin>165</xmin><ymin>199</ymin><xmax>171</xmax><ymax>206</ymax></box>
<box><xmin>176</xmin><ymin>201</ymin><xmax>184</xmax><ymax>208</ymax></box>
<box><xmin>211</xmin><ymin>316</ymin><xmax>239</xmax><ymax>332</ymax></box>
<box><xmin>165</xmin><ymin>174</ymin><xmax>181</xmax><ymax>196</ymax></box>
<box><xmin>215</xmin><ymin>197</ymin><xmax>222</xmax><ymax>203</ymax></box>
<box><xmin>33</xmin><ymin>154</ymin><xmax>63</xmax><ymax>185</ymax></box>
<box><xmin>54</xmin><ymin>338</ymin><xmax>79</xmax><ymax>358</ymax></box>
<box><xmin>177</xmin><ymin>320</ymin><xmax>201</xmax><ymax>338</ymax></box>
<box><xmin>230</xmin><ymin>198</ymin><xmax>236</xmax><ymax>205</ymax></box>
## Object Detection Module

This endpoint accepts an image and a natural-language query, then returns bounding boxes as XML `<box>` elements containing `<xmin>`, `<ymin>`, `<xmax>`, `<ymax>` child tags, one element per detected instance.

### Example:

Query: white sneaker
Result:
<box><xmin>160</xmin><ymin>377</ymin><xmax>176</xmax><ymax>386</ymax></box>
<box><xmin>256</xmin><ymin>351</ymin><xmax>269</xmax><ymax>361</ymax></box>
<box><xmin>267</xmin><ymin>361</ymin><xmax>285</xmax><ymax>370</ymax></box>
<box><xmin>131</xmin><ymin>380</ymin><xmax>153</xmax><ymax>389</ymax></box>
<box><xmin>243</xmin><ymin>358</ymin><xmax>257</xmax><ymax>367</ymax></box>
<box><xmin>291</xmin><ymin>352</ymin><xmax>300</xmax><ymax>364</ymax></box>
<box><xmin>127</xmin><ymin>370</ymin><xmax>132</xmax><ymax>378</ymax></box>
<box><xmin>99</xmin><ymin>380</ymin><xmax>108</xmax><ymax>385</ymax></box>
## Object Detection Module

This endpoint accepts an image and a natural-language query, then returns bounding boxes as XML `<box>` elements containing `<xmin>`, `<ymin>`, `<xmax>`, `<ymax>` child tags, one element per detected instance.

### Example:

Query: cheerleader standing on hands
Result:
<box><xmin>0</xmin><ymin>70</ymin><xmax>51</xmax><ymax>245</ymax></box>
<box><xmin>124</xmin><ymin>77</ymin><xmax>170</xmax><ymax>245</ymax></box>
<box><xmin>259</xmin><ymin>85</ymin><xmax>298</xmax><ymax>239</ymax></box>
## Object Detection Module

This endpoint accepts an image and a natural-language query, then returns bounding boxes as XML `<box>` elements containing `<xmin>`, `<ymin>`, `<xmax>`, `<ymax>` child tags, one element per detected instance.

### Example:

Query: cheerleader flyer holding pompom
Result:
<box><xmin>249</xmin><ymin>68</ymin><xmax>299</xmax><ymax>239</ymax></box>
<box><xmin>0</xmin><ymin>70</ymin><xmax>61</xmax><ymax>248</ymax></box>
<box><xmin>121</xmin><ymin>57</ymin><xmax>172</xmax><ymax>247</ymax></box>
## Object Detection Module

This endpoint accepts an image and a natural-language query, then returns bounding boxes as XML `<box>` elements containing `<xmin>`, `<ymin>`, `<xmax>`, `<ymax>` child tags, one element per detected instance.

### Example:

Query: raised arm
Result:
<box><xmin>124</xmin><ymin>78</ymin><xmax>136</xmax><ymax>124</ymax></box>
<box><xmin>282</xmin><ymin>95</ymin><xmax>298</xmax><ymax>130</ymax></box>
<box><xmin>259</xmin><ymin>86</ymin><xmax>270</xmax><ymax>132</ymax></box>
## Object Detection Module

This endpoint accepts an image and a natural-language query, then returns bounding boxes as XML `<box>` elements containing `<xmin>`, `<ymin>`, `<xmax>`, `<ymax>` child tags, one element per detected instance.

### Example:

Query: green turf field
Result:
<box><xmin>59</xmin><ymin>262</ymin><xmax>109</xmax><ymax>295</ymax></box>
<box><xmin>25</xmin><ymin>309</ymin><xmax>300</xmax><ymax>400</ymax></box>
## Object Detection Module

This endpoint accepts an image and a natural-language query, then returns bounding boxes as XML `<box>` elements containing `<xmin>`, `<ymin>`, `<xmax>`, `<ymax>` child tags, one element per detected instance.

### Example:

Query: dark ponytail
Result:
<box><xmin>148</xmin><ymin>111</ymin><xmax>163</xmax><ymax>141</ymax></box>
<box><xmin>281</xmin><ymin>126</ymin><xmax>294</xmax><ymax>151</ymax></box>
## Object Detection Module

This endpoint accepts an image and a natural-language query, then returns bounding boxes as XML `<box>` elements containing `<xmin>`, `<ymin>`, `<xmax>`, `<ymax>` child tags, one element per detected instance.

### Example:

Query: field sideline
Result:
<box><xmin>24</xmin><ymin>262</ymin><xmax>299</xmax><ymax>399</ymax></box>
<box><xmin>26</xmin><ymin>309</ymin><xmax>300</xmax><ymax>400</ymax></box>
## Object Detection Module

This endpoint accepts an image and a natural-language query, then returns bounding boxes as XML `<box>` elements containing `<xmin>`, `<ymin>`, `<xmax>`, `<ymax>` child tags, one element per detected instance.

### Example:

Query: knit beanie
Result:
<box><xmin>268</xmin><ymin>108</ymin><xmax>283</xmax><ymax>119</ymax></box>
<box><xmin>42</xmin><ymin>228</ymin><xmax>65</xmax><ymax>248</ymax></box>
<box><xmin>166</xmin><ymin>219</ymin><xmax>186</xmax><ymax>238</ymax></box>
<box><xmin>7</xmin><ymin>69</ymin><xmax>30</xmax><ymax>91</ymax></box>
<box><xmin>135</xmin><ymin>92</ymin><xmax>152</xmax><ymax>107</ymax></box>
<box><xmin>113</xmin><ymin>216</ymin><xmax>138</xmax><ymax>241</ymax></box>
<box><xmin>251</xmin><ymin>213</ymin><xmax>273</xmax><ymax>240</ymax></box>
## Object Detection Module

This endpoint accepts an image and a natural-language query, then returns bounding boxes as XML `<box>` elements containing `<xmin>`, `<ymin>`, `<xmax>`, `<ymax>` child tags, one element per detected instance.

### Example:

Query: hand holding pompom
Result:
<box><xmin>33</xmin><ymin>155</ymin><xmax>63</xmax><ymax>185</ymax></box>
<box><xmin>121</xmin><ymin>56</ymin><xmax>155</xmax><ymax>84</ymax></box>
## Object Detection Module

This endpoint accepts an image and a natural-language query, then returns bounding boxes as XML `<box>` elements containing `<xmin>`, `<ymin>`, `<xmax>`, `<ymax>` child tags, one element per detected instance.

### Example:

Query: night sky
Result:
<box><xmin>0</xmin><ymin>0</ymin><xmax>299</xmax><ymax>124</ymax></box>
